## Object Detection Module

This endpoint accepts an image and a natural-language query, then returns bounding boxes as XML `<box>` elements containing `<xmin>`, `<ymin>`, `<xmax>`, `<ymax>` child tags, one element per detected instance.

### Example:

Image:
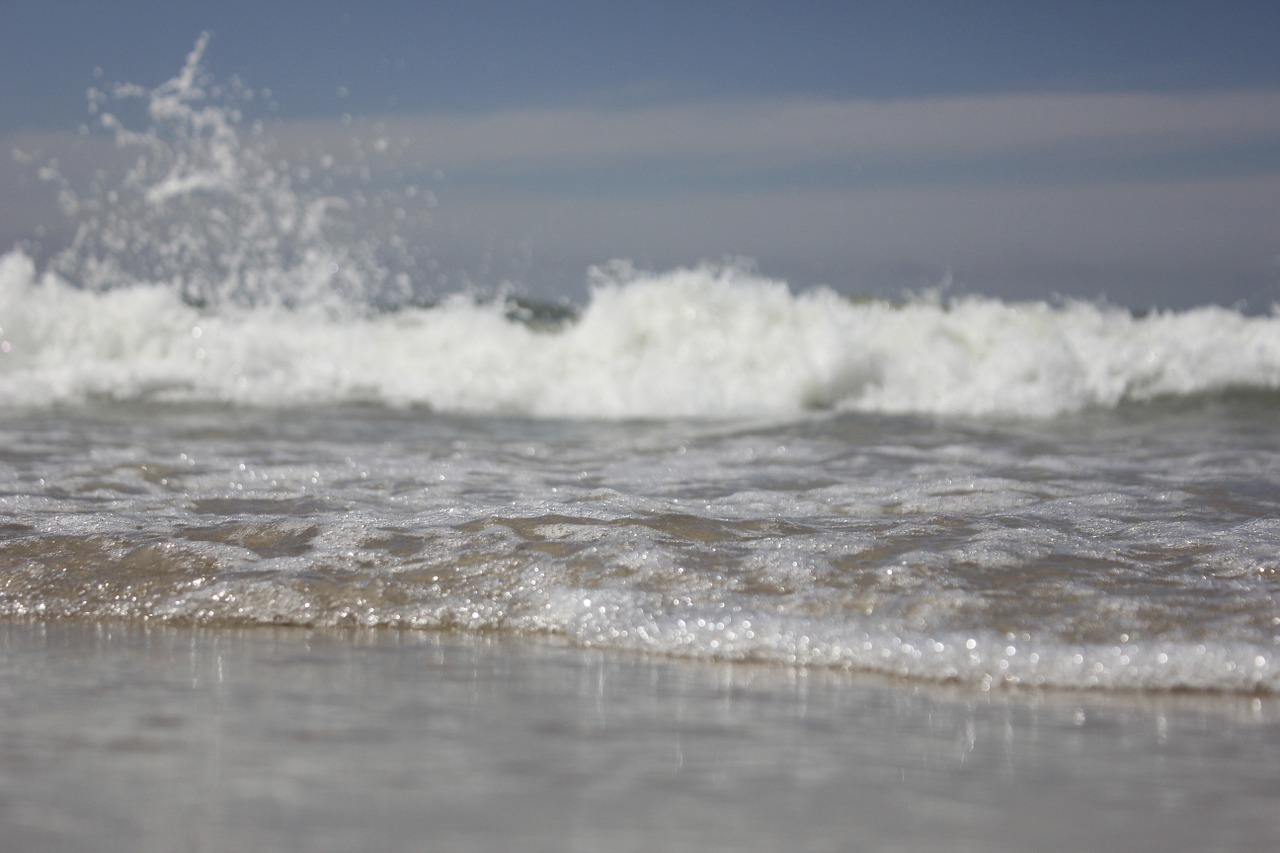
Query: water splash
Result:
<box><xmin>5</xmin><ymin>35</ymin><xmax>1280</xmax><ymax>416</ymax></box>
<box><xmin>43</xmin><ymin>33</ymin><xmax>423</xmax><ymax>312</ymax></box>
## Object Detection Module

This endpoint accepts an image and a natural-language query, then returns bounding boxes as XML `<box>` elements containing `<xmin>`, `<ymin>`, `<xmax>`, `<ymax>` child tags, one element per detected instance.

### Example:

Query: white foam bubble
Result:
<box><xmin>4</xmin><ymin>249</ymin><xmax>1280</xmax><ymax>417</ymax></box>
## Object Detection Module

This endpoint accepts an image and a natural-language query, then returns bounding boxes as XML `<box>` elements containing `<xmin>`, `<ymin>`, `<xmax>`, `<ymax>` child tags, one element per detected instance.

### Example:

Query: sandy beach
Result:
<box><xmin>2</xmin><ymin>620</ymin><xmax>1278</xmax><ymax>852</ymax></box>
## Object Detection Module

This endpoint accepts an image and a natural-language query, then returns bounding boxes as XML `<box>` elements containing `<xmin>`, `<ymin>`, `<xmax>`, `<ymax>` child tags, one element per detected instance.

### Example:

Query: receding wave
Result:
<box><xmin>2</xmin><ymin>506</ymin><xmax>1276</xmax><ymax>693</ymax></box>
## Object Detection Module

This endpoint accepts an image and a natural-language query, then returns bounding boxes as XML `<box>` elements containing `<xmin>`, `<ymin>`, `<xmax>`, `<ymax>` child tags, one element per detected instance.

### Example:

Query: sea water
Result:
<box><xmin>2</xmin><ymin>35</ymin><xmax>1280</xmax><ymax>850</ymax></box>
<box><xmin>2</xmin><ymin>392</ymin><xmax>1280</xmax><ymax>695</ymax></box>
<box><xmin>3</xmin><ymin>622</ymin><xmax>1279</xmax><ymax>853</ymax></box>
<box><xmin>3</xmin><ymin>37</ymin><xmax>1279</xmax><ymax>695</ymax></box>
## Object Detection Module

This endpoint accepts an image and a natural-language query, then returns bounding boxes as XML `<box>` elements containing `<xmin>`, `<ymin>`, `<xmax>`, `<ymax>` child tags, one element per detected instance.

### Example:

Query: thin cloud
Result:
<box><xmin>269</xmin><ymin>89</ymin><xmax>1280</xmax><ymax>186</ymax></box>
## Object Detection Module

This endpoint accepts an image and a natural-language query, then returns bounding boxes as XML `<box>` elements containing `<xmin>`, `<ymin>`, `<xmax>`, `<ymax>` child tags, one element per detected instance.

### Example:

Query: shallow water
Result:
<box><xmin>2</xmin><ymin>399</ymin><xmax>1278</xmax><ymax>693</ymax></box>
<box><xmin>2</xmin><ymin>621</ymin><xmax>1279</xmax><ymax>853</ymax></box>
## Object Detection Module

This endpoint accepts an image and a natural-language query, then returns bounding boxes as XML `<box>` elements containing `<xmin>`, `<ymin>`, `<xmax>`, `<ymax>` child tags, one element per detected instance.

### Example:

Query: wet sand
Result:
<box><xmin>2</xmin><ymin>620</ymin><xmax>1278</xmax><ymax>852</ymax></box>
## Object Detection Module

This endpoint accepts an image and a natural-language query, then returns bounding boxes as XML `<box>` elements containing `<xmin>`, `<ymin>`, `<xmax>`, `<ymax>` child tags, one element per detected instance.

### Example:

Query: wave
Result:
<box><xmin>4</xmin><ymin>35</ymin><xmax>1278</xmax><ymax>420</ymax></box>
<box><xmin>3</xmin><ymin>248</ymin><xmax>1279</xmax><ymax>418</ymax></box>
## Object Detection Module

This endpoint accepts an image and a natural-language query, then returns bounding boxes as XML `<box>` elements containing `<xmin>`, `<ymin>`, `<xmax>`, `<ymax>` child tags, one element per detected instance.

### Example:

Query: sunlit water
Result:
<box><xmin>3</xmin><ymin>33</ymin><xmax>1280</xmax><ymax>696</ymax></box>
<box><xmin>5</xmin><ymin>32</ymin><xmax>1280</xmax><ymax>852</ymax></box>
<box><xmin>2</xmin><ymin>396</ymin><xmax>1278</xmax><ymax>694</ymax></box>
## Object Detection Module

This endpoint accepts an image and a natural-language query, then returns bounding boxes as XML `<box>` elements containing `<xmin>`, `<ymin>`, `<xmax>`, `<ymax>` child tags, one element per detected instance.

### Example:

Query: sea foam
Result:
<box><xmin>3</xmin><ymin>247</ymin><xmax>1280</xmax><ymax>418</ymax></box>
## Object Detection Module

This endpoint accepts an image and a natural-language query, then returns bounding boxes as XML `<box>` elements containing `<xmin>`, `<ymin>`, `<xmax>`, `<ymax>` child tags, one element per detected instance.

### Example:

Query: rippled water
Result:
<box><xmin>3</xmin><ymin>396</ymin><xmax>1277</xmax><ymax>692</ymax></box>
<box><xmin>3</xmin><ymin>35</ymin><xmax>1280</xmax><ymax>694</ymax></box>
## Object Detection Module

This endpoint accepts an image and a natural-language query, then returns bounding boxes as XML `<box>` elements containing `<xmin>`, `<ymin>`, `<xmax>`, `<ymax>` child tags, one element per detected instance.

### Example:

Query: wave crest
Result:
<box><xmin>3</xmin><ymin>249</ymin><xmax>1279</xmax><ymax>417</ymax></box>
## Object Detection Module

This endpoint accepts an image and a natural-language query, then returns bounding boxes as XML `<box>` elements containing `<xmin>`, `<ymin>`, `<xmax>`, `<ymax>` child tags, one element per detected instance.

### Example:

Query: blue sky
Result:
<box><xmin>3</xmin><ymin>0</ymin><xmax>1280</xmax><ymax>308</ymax></box>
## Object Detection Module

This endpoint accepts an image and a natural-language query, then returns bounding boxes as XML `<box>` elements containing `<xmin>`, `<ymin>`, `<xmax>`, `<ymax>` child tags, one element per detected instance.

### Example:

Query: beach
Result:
<box><xmin>3</xmin><ymin>620</ymin><xmax>1279</xmax><ymax>852</ymax></box>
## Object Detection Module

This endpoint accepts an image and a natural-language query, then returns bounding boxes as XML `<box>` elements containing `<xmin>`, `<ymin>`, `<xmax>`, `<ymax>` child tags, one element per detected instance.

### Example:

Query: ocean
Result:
<box><xmin>3</xmin><ymin>35</ymin><xmax>1280</xmax><ymax>851</ymax></box>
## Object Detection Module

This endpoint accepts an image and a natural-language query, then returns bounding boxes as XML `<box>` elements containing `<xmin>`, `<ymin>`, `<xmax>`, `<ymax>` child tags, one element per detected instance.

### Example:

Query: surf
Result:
<box><xmin>3</xmin><ymin>33</ymin><xmax>1279</xmax><ymax>419</ymax></box>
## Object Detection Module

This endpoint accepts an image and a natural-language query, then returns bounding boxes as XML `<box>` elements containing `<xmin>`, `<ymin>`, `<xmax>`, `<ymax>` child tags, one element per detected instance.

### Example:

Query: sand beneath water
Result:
<box><xmin>2</xmin><ymin>620</ymin><xmax>1278</xmax><ymax>852</ymax></box>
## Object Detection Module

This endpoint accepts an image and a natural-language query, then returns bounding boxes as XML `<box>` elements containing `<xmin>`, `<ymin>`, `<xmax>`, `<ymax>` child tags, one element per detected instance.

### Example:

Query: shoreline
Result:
<box><xmin>3</xmin><ymin>619</ymin><xmax>1279</xmax><ymax>851</ymax></box>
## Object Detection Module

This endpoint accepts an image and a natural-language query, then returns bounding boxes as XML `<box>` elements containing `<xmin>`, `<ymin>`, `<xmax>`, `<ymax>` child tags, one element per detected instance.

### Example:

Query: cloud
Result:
<box><xmin>273</xmin><ymin>89</ymin><xmax>1280</xmax><ymax>187</ymax></box>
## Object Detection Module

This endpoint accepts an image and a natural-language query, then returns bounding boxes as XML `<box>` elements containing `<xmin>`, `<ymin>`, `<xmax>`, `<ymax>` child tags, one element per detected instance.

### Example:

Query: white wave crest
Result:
<box><xmin>3</xmin><ymin>249</ymin><xmax>1279</xmax><ymax>417</ymax></box>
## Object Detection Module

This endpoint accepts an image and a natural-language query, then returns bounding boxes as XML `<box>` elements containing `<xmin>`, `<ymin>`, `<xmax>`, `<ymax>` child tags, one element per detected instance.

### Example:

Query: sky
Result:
<box><xmin>3</xmin><ymin>0</ymin><xmax>1280</xmax><ymax>309</ymax></box>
